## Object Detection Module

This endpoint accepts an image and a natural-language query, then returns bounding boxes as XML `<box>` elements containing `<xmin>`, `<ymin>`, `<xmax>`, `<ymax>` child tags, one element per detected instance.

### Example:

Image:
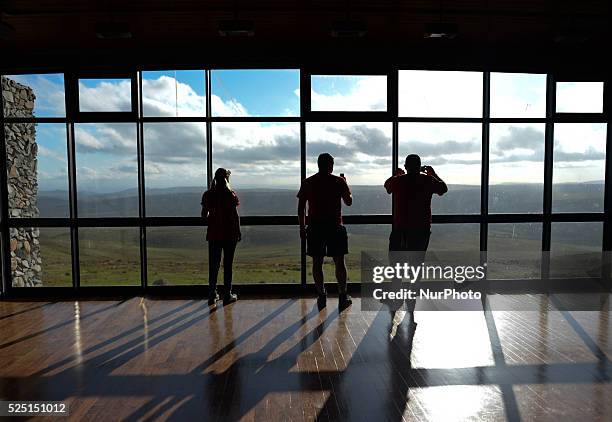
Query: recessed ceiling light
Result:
<box><xmin>424</xmin><ymin>22</ymin><xmax>458</xmax><ymax>39</ymax></box>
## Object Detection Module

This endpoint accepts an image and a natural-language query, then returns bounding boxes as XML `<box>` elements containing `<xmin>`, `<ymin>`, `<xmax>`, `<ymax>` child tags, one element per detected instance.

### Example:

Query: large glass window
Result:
<box><xmin>399</xmin><ymin>123</ymin><xmax>481</xmax><ymax>214</ymax></box>
<box><xmin>490</xmin><ymin>72</ymin><xmax>546</xmax><ymax>118</ymax></box>
<box><xmin>310</xmin><ymin>75</ymin><xmax>387</xmax><ymax>111</ymax></box>
<box><xmin>78</xmin><ymin>78</ymin><xmax>132</xmax><ymax>112</ymax></box>
<box><xmin>399</xmin><ymin>70</ymin><xmax>482</xmax><ymax>117</ymax></box>
<box><xmin>144</xmin><ymin>123</ymin><xmax>206</xmax><ymax>216</ymax></box>
<box><xmin>142</xmin><ymin>70</ymin><xmax>206</xmax><ymax>117</ymax></box>
<box><xmin>233</xmin><ymin>226</ymin><xmax>300</xmax><ymax>284</ymax></box>
<box><xmin>552</xmin><ymin>123</ymin><xmax>607</xmax><ymax>212</ymax></box>
<box><xmin>75</xmin><ymin>123</ymin><xmax>139</xmax><ymax>217</ymax></box>
<box><xmin>10</xmin><ymin>227</ymin><xmax>72</xmax><ymax>287</ymax></box>
<box><xmin>488</xmin><ymin>223</ymin><xmax>542</xmax><ymax>279</ymax></box>
<box><xmin>79</xmin><ymin>227</ymin><xmax>140</xmax><ymax>286</ymax></box>
<box><xmin>147</xmin><ymin>227</ymin><xmax>207</xmax><ymax>286</ymax></box>
<box><xmin>550</xmin><ymin>222</ymin><xmax>602</xmax><ymax>279</ymax></box>
<box><xmin>5</xmin><ymin>123</ymin><xmax>69</xmax><ymax>218</ymax></box>
<box><xmin>2</xmin><ymin>73</ymin><xmax>66</xmax><ymax>117</ymax></box>
<box><xmin>211</xmin><ymin>70</ymin><xmax>300</xmax><ymax>117</ymax></box>
<box><xmin>212</xmin><ymin>122</ymin><xmax>300</xmax><ymax>215</ymax></box>
<box><xmin>306</xmin><ymin>122</ymin><xmax>392</xmax><ymax>215</ymax></box>
<box><xmin>489</xmin><ymin>123</ymin><xmax>544</xmax><ymax>213</ymax></box>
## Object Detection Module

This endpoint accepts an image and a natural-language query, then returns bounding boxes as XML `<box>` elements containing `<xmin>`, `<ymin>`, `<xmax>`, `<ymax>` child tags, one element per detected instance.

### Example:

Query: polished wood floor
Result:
<box><xmin>0</xmin><ymin>297</ymin><xmax>610</xmax><ymax>421</ymax></box>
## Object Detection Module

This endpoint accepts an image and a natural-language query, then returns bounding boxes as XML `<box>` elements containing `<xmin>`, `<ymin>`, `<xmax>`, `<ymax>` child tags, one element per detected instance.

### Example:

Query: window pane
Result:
<box><xmin>550</xmin><ymin>222</ymin><xmax>602</xmax><ymax>279</ymax></box>
<box><xmin>79</xmin><ymin>227</ymin><xmax>140</xmax><ymax>286</ymax></box>
<box><xmin>488</xmin><ymin>223</ymin><xmax>542</xmax><ymax>279</ymax></box>
<box><xmin>78</xmin><ymin>78</ymin><xmax>132</xmax><ymax>112</ymax></box>
<box><xmin>147</xmin><ymin>227</ymin><xmax>207</xmax><ymax>286</ymax></box>
<box><xmin>212</xmin><ymin>122</ymin><xmax>299</xmax><ymax>215</ymax></box>
<box><xmin>428</xmin><ymin>224</ymin><xmax>480</xmax><ymax>277</ymax></box>
<box><xmin>489</xmin><ymin>123</ymin><xmax>544</xmax><ymax>213</ymax></box>
<box><xmin>306</xmin><ymin>122</ymin><xmax>392</xmax><ymax>215</ymax></box>
<box><xmin>311</xmin><ymin>75</ymin><xmax>387</xmax><ymax>111</ymax></box>
<box><xmin>10</xmin><ymin>227</ymin><xmax>72</xmax><ymax>287</ymax></box>
<box><xmin>552</xmin><ymin>123</ymin><xmax>607</xmax><ymax>212</ymax></box>
<box><xmin>2</xmin><ymin>74</ymin><xmax>65</xmax><ymax>117</ymax></box>
<box><xmin>142</xmin><ymin>70</ymin><xmax>206</xmax><ymax>117</ymax></box>
<box><xmin>399</xmin><ymin>70</ymin><xmax>482</xmax><ymax>117</ymax></box>
<box><xmin>75</xmin><ymin>123</ymin><xmax>138</xmax><ymax>217</ymax></box>
<box><xmin>5</xmin><ymin>123</ymin><xmax>69</xmax><ymax>218</ymax></box>
<box><xmin>233</xmin><ymin>226</ymin><xmax>300</xmax><ymax>284</ymax></box>
<box><xmin>490</xmin><ymin>72</ymin><xmax>546</xmax><ymax>118</ymax></box>
<box><xmin>144</xmin><ymin>123</ymin><xmax>206</xmax><ymax>216</ymax></box>
<box><xmin>556</xmin><ymin>82</ymin><xmax>604</xmax><ymax>113</ymax></box>
<box><xmin>211</xmin><ymin>69</ymin><xmax>300</xmax><ymax>117</ymax></box>
<box><xmin>399</xmin><ymin>123</ymin><xmax>481</xmax><ymax>214</ymax></box>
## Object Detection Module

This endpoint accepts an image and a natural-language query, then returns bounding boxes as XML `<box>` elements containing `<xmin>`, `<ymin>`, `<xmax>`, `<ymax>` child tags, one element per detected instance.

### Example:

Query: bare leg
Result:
<box><xmin>312</xmin><ymin>256</ymin><xmax>325</xmax><ymax>295</ymax></box>
<box><xmin>332</xmin><ymin>255</ymin><xmax>347</xmax><ymax>294</ymax></box>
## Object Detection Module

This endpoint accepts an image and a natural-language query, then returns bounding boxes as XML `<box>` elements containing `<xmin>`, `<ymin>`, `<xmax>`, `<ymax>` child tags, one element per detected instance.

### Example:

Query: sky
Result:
<box><xmin>2</xmin><ymin>71</ymin><xmax>606</xmax><ymax>195</ymax></box>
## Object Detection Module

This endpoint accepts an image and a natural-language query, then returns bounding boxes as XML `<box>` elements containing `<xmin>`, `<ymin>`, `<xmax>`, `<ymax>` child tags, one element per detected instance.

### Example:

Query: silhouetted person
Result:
<box><xmin>201</xmin><ymin>168</ymin><xmax>240</xmax><ymax>305</ymax></box>
<box><xmin>384</xmin><ymin>154</ymin><xmax>448</xmax><ymax>322</ymax></box>
<box><xmin>298</xmin><ymin>153</ymin><xmax>353</xmax><ymax>309</ymax></box>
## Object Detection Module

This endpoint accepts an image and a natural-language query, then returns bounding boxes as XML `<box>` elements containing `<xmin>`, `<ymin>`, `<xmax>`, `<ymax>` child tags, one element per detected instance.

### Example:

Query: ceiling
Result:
<box><xmin>0</xmin><ymin>0</ymin><xmax>610</xmax><ymax>71</ymax></box>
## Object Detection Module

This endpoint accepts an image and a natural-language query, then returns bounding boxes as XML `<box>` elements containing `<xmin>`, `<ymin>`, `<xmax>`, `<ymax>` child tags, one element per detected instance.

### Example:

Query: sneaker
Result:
<box><xmin>208</xmin><ymin>291</ymin><xmax>219</xmax><ymax>305</ymax></box>
<box><xmin>339</xmin><ymin>293</ymin><xmax>353</xmax><ymax>309</ymax></box>
<box><xmin>317</xmin><ymin>293</ymin><xmax>327</xmax><ymax>310</ymax></box>
<box><xmin>223</xmin><ymin>293</ymin><xmax>238</xmax><ymax>305</ymax></box>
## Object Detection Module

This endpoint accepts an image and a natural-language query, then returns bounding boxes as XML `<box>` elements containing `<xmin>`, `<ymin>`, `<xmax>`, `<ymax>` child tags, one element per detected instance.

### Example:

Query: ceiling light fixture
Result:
<box><xmin>424</xmin><ymin>22</ymin><xmax>458</xmax><ymax>39</ymax></box>
<box><xmin>218</xmin><ymin>20</ymin><xmax>255</xmax><ymax>37</ymax></box>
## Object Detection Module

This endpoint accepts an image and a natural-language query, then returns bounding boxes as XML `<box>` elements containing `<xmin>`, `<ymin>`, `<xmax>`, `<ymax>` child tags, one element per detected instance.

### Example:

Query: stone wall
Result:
<box><xmin>2</xmin><ymin>76</ymin><xmax>42</xmax><ymax>287</ymax></box>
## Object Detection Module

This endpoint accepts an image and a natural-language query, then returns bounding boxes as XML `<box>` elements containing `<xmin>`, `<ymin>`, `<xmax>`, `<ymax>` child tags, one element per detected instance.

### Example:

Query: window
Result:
<box><xmin>489</xmin><ymin>123</ymin><xmax>544</xmax><ymax>213</ymax></box>
<box><xmin>310</xmin><ymin>75</ymin><xmax>387</xmax><ymax>111</ymax></box>
<box><xmin>79</xmin><ymin>227</ymin><xmax>140</xmax><ymax>286</ymax></box>
<box><xmin>552</xmin><ymin>123</ymin><xmax>607</xmax><ymax>212</ymax></box>
<box><xmin>306</xmin><ymin>122</ymin><xmax>392</xmax><ymax>215</ymax></box>
<box><xmin>2</xmin><ymin>73</ymin><xmax>66</xmax><ymax>117</ymax></box>
<box><xmin>10</xmin><ymin>227</ymin><xmax>72</xmax><ymax>287</ymax></box>
<box><xmin>490</xmin><ymin>73</ymin><xmax>546</xmax><ymax>118</ymax></box>
<box><xmin>233</xmin><ymin>226</ymin><xmax>300</xmax><ymax>284</ymax></box>
<box><xmin>147</xmin><ymin>227</ymin><xmax>207</xmax><ymax>286</ymax></box>
<box><xmin>78</xmin><ymin>78</ymin><xmax>132</xmax><ymax>112</ymax></box>
<box><xmin>399</xmin><ymin>70</ymin><xmax>482</xmax><ymax>117</ymax></box>
<box><xmin>399</xmin><ymin>123</ymin><xmax>481</xmax><ymax>214</ymax></box>
<box><xmin>556</xmin><ymin>82</ymin><xmax>604</xmax><ymax>113</ymax></box>
<box><xmin>212</xmin><ymin>122</ymin><xmax>300</xmax><ymax>215</ymax></box>
<box><xmin>550</xmin><ymin>223</ymin><xmax>602</xmax><ymax>279</ymax></box>
<box><xmin>488</xmin><ymin>223</ymin><xmax>542</xmax><ymax>279</ymax></box>
<box><xmin>142</xmin><ymin>70</ymin><xmax>206</xmax><ymax>117</ymax></box>
<box><xmin>75</xmin><ymin>123</ymin><xmax>139</xmax><ymax>217</ymax></box>
<box><xmin>211</xmin><ymin>69</ymin><xmax>300</xmax><ymax>117</ymax></box>
<box><xmin>144</xmin><ymin>123</ymin><xmax>207</xmax><ymax>216</ymax></box>
<box><xmin>5</xmin><ymin>123</ymin><xmax>70</xmax><ymax>218</ymax></box>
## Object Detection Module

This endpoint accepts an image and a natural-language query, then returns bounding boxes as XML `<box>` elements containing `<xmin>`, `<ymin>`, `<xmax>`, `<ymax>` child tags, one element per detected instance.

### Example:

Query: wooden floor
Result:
<box><xmin>0</xmin><ymin>297</ymin><xmax>610</xmax><ymax>421</ymax></box>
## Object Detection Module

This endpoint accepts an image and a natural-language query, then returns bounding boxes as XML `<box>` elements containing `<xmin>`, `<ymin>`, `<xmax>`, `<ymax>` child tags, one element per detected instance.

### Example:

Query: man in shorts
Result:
<box><xmin>298</xmin><ymin>153</ymin><xmax>353</xmax><ymax>309</ymax></box>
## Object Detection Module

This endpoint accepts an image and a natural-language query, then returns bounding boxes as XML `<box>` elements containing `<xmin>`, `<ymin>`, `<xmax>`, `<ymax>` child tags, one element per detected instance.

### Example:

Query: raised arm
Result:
<box><xmin>424</xmin><ymin>166</ymin><xmax>448</xmax><ymax>195</ymax></box>
<box><xmin>384</xmin><ymin>168</ymin><xmax>405</xmax><ymax>194</ymax></box>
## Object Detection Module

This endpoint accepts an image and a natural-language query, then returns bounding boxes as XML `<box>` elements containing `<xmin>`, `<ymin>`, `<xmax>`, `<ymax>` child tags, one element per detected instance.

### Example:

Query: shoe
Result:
<box><xmin>317</xmin><ymin>293</ymin><xmax>327</xmax><ymax>310</ymax></box>
<box><xmin>223</xmin><ymin>293</ymin><xmax>238</xmax><ymax>305</ymax></box>
<box><xmin>208</xmin><ymin>291</ymin><xmax>219</xmax><ymax>305</ymax></box>
<box><xmin>339</xmin><ymin>294</ymin><xmax>353</xmax><ymax>309</ymax></box>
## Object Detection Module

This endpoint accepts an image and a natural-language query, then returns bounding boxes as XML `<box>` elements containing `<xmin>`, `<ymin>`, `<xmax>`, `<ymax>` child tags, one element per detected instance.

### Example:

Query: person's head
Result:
<box><xmin>317</xmin><ymin>153</ymin><xmax>334</xmax><ymax>174</ymax></box>
<box><xmin>404</xmin><ymin>154</ymin><xmax>421</xmax><ymax>174</ymax></box>
<box><xmin>211</xmin><ymin>167</ymin><xmax>231</xmax><ymax>191</ymax></box>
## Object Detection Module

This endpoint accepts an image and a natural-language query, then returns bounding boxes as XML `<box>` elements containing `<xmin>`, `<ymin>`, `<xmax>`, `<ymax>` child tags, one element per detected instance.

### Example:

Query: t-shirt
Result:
<box><xmin>385</xmin><ymin>173</ymin><xmax>446</xmax><ymax>229</ymax></box>
<box><xmin>201</xmin><ymin>189</ymin><xmax>241</xmax><ymax>241</ymax></box>
<box><xmin>297</xmin><ymin>173</ymin><xmax>351</xmax><ymax>225</ymax></box>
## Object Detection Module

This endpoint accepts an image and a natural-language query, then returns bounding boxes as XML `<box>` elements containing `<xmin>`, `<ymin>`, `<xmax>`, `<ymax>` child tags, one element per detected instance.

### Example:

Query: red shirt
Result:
<box><xmin>297</xmin><ymin>173</ymin><xmax>351</xmax><ymax>225</ymax></box>
<box><xmin>385</xmin><ymin>173</ymin><xmax>446</xmax><ymax>229</ymax></box>
<box><xmin>201</xmin><ymin>189</ymin><xmax>241</xmax><ymax>241</ymax></box>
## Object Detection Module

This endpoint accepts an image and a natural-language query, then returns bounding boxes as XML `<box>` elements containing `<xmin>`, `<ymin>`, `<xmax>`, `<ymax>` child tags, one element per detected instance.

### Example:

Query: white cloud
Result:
<box><xmin>311</xmin><ymin>75</ymin><xmax>387</xmax><ymax>111</ymax></box>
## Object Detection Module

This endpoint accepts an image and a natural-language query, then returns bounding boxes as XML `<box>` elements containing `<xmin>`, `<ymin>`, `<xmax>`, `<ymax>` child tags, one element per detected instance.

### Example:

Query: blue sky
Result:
<box><xmin>1</xmin><ymin>71</ymin><xmax>607</xmax><ymax>198</ymax></box>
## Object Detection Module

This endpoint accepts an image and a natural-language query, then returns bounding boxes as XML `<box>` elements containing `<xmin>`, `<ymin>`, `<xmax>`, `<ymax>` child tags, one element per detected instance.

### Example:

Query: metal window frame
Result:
<box><xmin>0</xmin><ymin>67</ymin><xmax>610</xmax><ymax>298</ymax></box>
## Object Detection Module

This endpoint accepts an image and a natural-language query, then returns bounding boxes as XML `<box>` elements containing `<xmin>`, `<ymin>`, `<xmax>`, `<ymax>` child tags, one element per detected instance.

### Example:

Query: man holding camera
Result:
<box><xmin>298</xmin><ymin>153</ymin><xmax>353</xmax><ymax>310</ymax></box>
<box><xmin>383</xmin><ymin>154</ymin><xmax>448</xmax><ymax>319</ymax></box>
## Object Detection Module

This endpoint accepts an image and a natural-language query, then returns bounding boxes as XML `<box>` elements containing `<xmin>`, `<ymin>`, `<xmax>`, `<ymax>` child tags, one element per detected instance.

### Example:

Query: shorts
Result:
<box><xmin>306</xmin><ymin>223</ymin><xmax>349</xmax><ymax>257</ymax></box>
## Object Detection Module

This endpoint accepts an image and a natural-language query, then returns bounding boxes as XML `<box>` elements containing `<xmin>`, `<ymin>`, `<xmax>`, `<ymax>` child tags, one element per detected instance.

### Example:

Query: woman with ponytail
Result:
<box><xmin>201</xmin><ymin>168</ymin><xmax>241</xmax><ymax>305</ymax></box>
